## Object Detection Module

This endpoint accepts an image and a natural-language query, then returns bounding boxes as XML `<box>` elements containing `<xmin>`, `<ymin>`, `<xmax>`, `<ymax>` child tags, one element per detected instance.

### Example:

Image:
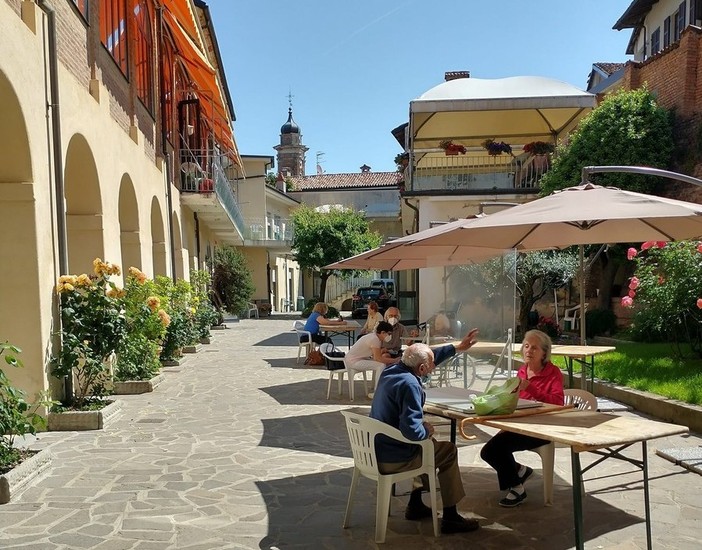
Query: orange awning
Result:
<box><xmin>162</xmin><ymin>8</ymin><xmax>240</xmax><ymax>162</ymax></box>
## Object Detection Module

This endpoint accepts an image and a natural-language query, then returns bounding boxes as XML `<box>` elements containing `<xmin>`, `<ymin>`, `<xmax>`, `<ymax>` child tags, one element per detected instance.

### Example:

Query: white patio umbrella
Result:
<box><xmin>398</xmin><ymin>183</ymin><xmax>702</xmax><ymax>343</ymax></box>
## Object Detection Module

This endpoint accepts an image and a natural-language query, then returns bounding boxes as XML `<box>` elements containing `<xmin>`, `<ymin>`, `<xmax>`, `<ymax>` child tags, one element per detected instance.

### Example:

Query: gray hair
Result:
<box><xmin>402</xmin><ymin>343</ymin><xmax>432</xmax><ymax>368</ymax></box>
<box><xmin>521</xmin><ymin>329</ymin><xmax>552</xmax><ymax>363</ymax></box>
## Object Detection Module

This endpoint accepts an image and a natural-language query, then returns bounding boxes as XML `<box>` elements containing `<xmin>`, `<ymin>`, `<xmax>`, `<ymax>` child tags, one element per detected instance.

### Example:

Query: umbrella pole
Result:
<box><xmin>579</xmin><ymin>245</ymin><xmax>586</xmax><ymax>345</ymax></box>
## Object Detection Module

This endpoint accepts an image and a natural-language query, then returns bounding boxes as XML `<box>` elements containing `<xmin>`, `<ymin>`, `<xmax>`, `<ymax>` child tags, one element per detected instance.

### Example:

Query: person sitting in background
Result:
<box><xmin>480</xmin><ymin>329</ymin><xmax>564</xmax><ymax>507</ymax></box>
<box><xmin>344</xmin><ymin>321</ymin><xmax>398</xmax><ymax>394</ymax></box>
<box><xmin>301</xmin><ymin>302</ymin><xmax>344</xmax><ymax>346</ymax></box>
<box><xmin>370</xmin><ymin>329</ymin><xmax>481</xmax><ymax>534</ymax></box>
<box><xmin>358</xmin><ymin>300</ymin><xmax>383</xmax><ymax>340</ymax></box>
<box><xmin>381</xmin><ymin>306</ymin><xmax>406</xmax><ymax>358</ymax></box>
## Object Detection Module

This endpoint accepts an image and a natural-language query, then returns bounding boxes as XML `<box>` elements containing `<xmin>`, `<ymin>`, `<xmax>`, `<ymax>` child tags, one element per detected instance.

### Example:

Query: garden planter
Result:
<box><xmin>112</xmin><ymin>374</ymin><xmax>164</xmax><ymax>395</ymax></box>
<box><xmin>47</xmin><ymin>400</ymin><xmax>122</xmax><ymax>431</ymax></box>
<box><xmin>200</xmin><ymin>336</ymin><xmax>211</xmax><ymax>344</ymax></box>
<box><xmin>182</xmin><ymin>343</ymin><xmax>202</xmax><ymax>354</ymax></box>
<box><xmin>160</xmin><ymin>357</ymin><xmax>185</xmax><ymax>367</ymax></box>
<box><xmin>0</xmin><ymin>449</ymin><xmax>53</xmax><ymax>504</ymax></box>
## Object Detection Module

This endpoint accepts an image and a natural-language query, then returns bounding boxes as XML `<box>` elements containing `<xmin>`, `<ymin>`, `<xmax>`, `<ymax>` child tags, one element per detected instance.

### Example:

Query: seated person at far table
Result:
<box><xmin>380</xmin><ymin>306</ymin><xmax>406</xmax><ymax>358</ymax></box>
<box><xmin>344</xmin><ymin>321</ymin><xmax>398</xmax><ymax>393</ymax></box>
<box><xmin>480</xmin><ymin>329</ymin><xmax>564</xmax><ymax>508</ymax></box>
<box><xmin>357</xmin><ymin>300</ymin><xmax>383</xmax><ymax>340</ymax></box>
<box><xmin>301</xmin><ymin>302</ymin><xmax>345</xmax><ymax>346</ymax></box>
<box><xmin>370</xmin><ymin>329</ymin><xmax>481</xmax><ymax>534</ymax></box>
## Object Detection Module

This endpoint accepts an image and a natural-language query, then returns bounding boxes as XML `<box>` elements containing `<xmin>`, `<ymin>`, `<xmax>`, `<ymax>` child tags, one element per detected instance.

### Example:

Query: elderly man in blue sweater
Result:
<box><xmin>370</xmin><ymin>328</ymin><xmax>480</xmax><ymax>534</ymax></box>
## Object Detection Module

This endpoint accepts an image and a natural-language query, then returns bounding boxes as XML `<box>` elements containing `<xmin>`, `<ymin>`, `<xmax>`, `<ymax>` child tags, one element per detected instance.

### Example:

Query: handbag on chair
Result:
<box><xmin>304</xmin><ymin>349</ymin><xmax>326</xmax><ymax>366</ymax></box>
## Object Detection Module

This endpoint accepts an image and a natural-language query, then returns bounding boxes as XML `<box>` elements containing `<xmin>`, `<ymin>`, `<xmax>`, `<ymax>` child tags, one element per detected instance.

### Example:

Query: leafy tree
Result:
<box><xmin>212</xmin><ymin>245</ymin><xmax>255</xmax><ymax>315</ymax></box>
<box><xmin>539</xmin><ymin>87</ymin><xmax>675</xmax><ymax>311</ymax></box>
<box><xmin>291</xmin><ymin>205</ymin><xmax>382</xmax><ymax>302</ymax></box>
<box><xmin>515</xmin><ymin>250</ymin><xmax>579</xmax><ymax>336</ymax></box>
<box><xmin>540</xmin><ymin>87</ymin><xmax>674</xmax><ymax>196</ymax></box>
<box><xmin>625</xmin><ymin>241</ymin><xmax>702</xmax><ymax>357</ymax></box>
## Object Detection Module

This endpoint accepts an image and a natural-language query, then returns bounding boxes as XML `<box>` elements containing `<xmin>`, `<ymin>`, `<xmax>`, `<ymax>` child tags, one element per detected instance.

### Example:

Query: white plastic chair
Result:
<box><xmin>563</xmin><ymin>304</ymin><xmax>587</xmax><ymax>331</ymax></box>
<box><xmin>319</xmin><ymin>343</ymin><xmax>348</xmax><ymax>399</ymax></box>
<box><xmin>341</xmin><ymin>411</ymin><xmax>440</xmax><ymax>543</ymax></box>
<box><xmin>293</xmin><ymin>320</ymin><xmax>313</xmax><ymax>363</ymax></box>
<box><xmin>247</xmin><ymin>302</ymin><xmax>259</xmax><ymax>319</ymax></box>
<box><xmin>528</xmin><ymin>389</ymin><xmax>598</xmax><ymax>505</ymax></box>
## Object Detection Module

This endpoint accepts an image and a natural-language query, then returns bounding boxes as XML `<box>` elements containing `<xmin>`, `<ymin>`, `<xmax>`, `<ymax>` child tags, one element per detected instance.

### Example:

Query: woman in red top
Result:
<box><xmin>480</xmin><ymin>329</ymin><xmax>564</xmax><ymax>507</ymax></box>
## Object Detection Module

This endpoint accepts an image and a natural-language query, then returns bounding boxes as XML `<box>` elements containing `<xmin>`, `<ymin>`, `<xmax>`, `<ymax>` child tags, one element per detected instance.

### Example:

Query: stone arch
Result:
<box><xmin>118</xmin><ymin>174</ymin><xmax>141</xmax><ymax>272</ymax></box>
<box><xmin>64</xmin><ymin>134</ymin><xmax>104</xmax><ymax>274</ymax></box>
<box><xmin>150</xmin><ymin>197</ymin><xmax>167</xmax><ymax>277</ymax></box>
<box><xmin>0</xmin><ymin>69</ymin><xmax>42</xmax><ymax>387</ymax></box>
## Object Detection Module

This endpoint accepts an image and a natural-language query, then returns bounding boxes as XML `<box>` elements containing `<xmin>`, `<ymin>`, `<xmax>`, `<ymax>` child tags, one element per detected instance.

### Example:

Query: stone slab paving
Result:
<box><xmin>1</xmin><ymin>317</ymin><xmax>701</xmax><ymax>549</ymax></box>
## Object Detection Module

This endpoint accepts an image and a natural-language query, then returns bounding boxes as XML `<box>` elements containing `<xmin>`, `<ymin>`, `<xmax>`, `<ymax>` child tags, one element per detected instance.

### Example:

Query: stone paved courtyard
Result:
<box><xmin>1</xmin><ymin>316</ymin><xmax>701</xmax><ymax>549</ymax></box>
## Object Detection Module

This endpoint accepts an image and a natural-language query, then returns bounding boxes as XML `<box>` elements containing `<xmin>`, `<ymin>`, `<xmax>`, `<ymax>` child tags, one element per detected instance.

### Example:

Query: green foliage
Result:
<box><xmin>291</xmin><ymin>205</ymin><xmax>382</xmax><ymax>301</ymax></box>
<box><xmin>114</xmin><ymin>334</ymin><xmax>160</xmax><ymax>382</ymax></box>
<box><xmin>627</xmin><ymin>241</ymin><xmax>702</xmax><ymax>356</ymax></box>
<box><xmin>52</xmin><ymin>260</ymin><xmax>126</xmax><ymax>407</ymax></box>
<box><xmin>540</xmin><ymin>87</ymin><xmax>674</xmax><ymax>195</ymax></box>
<box><xmin>190</xmin><ymin>270</ymin><xmax>219</xmax><ymax>338</ymax></box>
<box><xmin>292</xmin><ymin>206</ymin><xmax>382</xmax><ymax>273</ymax></box>
<box><xmin>212</xmin><ymin>245</ymin><xmax>255</xmax><ymax>314</ymax></box>
<box><xmin>584</xmin><ymin>308</ymin><xmax>617</xmax><ymax>339</ymax></box>
<box><xmin>159</xmin><ymin>311</ymin><xmax>192</xmax><ymax>361</ymax></box>
<box><xmin>1</xmin><ymin>343</ymin><xmax>55</xmax><ymax>470</ymax></box>
<box><xmin>552</xmin><ymin>343</ymin><xmax>702</xmax><ymax>405</ymax></box>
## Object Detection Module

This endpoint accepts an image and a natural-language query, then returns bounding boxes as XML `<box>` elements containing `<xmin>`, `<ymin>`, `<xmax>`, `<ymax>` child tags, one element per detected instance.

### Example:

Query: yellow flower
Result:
<box><xmin>108</xmin><ymin>263</ymin><xmax>121</xmax><ymax>276</ymax></box>
<box><xmin>158</xmin><ymin>309</ymin><xmax>171</xmax><ymax>327</ymax></box>
<box><xmin>189</xmin><ymin>307</ymin><xmax>196</xmax><ymax>315</ymax></box>
<box><xmin>58</xmin><ymin>275</ymin><xmax>77</xmax><ymax>285</ymax></box>
<box><xmin>146</xmin><ymin>296</ymin><xmax>161</xmax><ymax>311</ymax></box>
<box><xmin>63</xmin><ymin>283</ymin><xmax>75</xmax><ymax>292</ymax></box>
<box><xmin>129</xmin><ymin>266</ymin><xmax>147</xmax><ymax>283</ymax></box>
<box><xmin>106</xmin><ymin>287</ymin><xmax>125</xmax><ymax>299</ymax></box>
<box><xmin>76</xmin><ymin>274</ymin><xmax>92</xmax><ymax>287</ymax></box>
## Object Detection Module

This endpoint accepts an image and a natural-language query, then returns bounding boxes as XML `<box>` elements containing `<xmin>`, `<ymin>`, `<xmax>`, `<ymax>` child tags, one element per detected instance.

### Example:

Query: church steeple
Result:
<box><xmin>274</xmin><ymin>94</ymin><xmax>308</xmax><ymax>177</ymax></box>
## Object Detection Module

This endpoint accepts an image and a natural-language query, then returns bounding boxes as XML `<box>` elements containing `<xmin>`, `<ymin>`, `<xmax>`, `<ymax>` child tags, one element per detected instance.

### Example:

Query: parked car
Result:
<box><xmin>370</xmin><ymin>278</ymin><xmax>396</xmax><ymax>299</ymax></box>
<box><xmin>350</xmin><ymin>286</ymin><xmax>392</xmax><ymax>319</ymax></box>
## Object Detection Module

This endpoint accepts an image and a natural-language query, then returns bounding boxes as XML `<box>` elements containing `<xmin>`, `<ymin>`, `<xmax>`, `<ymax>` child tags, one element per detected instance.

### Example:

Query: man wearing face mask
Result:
<box><xmin>370</xmin><ymin>330</ymin><xmax>481</xmax><ymax>534</ymax></box>
<box><xmin>381</xmin><ymin>306</ymin><xmax>405</xmax><ymax>358</ymax></box>
<box><xmin>344</xmin><ymin>321</ymin><xmax>398</xmax><ymax>395</ymax></box>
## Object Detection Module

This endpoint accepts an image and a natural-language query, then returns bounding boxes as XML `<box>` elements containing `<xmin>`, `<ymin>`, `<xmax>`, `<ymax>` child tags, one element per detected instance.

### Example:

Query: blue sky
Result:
<box><xmin>206</xmin><ymin>0</ymin><xmax>633</xmax><ymax>175</ymax></box>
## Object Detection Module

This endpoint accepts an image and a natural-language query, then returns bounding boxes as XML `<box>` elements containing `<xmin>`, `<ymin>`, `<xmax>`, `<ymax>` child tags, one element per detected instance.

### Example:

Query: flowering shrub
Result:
<box><xmin>624</xmin><ymin>241</ymin><xmax>702</xmax><ymax>357</ymax></box>
<box><xmin>535</xmin><ymin>316</ymin><xmax>561</xmax><ymax>338</ymax></box>
<box><xmin>482</xmin><ymin>139</ymin><xmax>512</xmax><ymax>156</ymax></box>
<box><xmin>52</xmin><ymin>259</ymin><xmax>126</xmax><ymax>406</ymax></box>
<box><xmin>155</xmin><ymin>276</ymin><xmax>199</xmax><ymax>361</ymax></box>
<box><xmin>114</xmin><ymin>267</ymin><xmax>169</xmax><ymax>382</ymax></box>
<box><xmin>439</xmin><ymin>140</ymin><xmax>467</xmax><ymax>155</ymax></box>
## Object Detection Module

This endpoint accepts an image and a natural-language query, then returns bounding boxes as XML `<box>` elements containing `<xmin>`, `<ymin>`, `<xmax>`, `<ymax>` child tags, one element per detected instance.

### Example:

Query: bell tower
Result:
<box><xmin>274</xmin><ymin>93</ymin><xmax>309</xmax><ymax>177</ymax></box>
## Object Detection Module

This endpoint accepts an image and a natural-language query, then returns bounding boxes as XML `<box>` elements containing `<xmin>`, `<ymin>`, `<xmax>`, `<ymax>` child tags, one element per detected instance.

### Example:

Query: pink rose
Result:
<box><xmin>628</xmin><ymin>289</ymin><xmax>636</xmax><ymax>298</ymax></box>
<box><xmin>697</xmin><ymin>298</ymin><xmax>702</xmax><ymax>309</ymax></box>
<box><xmin>621</xmin><ymin>296</ymin><xmax>634</xmax><ymax>308</ymax></box>
<box><xmin>655</xmin><ymin>241</ymin><xmax>667</xmax><ymax>248</ymax></box>
<box><xmin>658</xmin><ymin>275</ymin><xmax>665</xmax><ymax>285</ymax></box>
<box><xmin>627</xmin><ymin>247</ymin><xmax>638</xmax><ymax>260</ymax></box>
<box><xmin>629</xmin><ymin>277</ymin><xmax>639</xmax><ymax>290</ymax></box>
<box><xmin>697</xmin><ymin>242</ymin><xmax>702</xmax><ymax>254</ymax></box>
<box><xmin>641</xmin><ymin>241</ymin><xmax>654</xmax><ymax>250</ymax></box>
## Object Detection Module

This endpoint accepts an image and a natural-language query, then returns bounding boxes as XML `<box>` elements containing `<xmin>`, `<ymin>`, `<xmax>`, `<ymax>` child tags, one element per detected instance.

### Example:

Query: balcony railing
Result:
<box><xmin>244</xmin><ymin>218</ymin><xmax>294</xmax><ymax>243</ymax></box>
<box><xmin>409</xmin><ymin>153</ymin><xmax>550</xmax><ymax>192</ymax></box>
<box><xmin>179</xmin><ymin>149</ymin><xmax>247</xmax><ymax>239</ymax></box>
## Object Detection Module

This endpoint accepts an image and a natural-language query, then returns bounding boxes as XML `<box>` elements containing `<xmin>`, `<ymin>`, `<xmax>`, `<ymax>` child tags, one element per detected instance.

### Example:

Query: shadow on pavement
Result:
<box><xmin>259</xmin><ymin>410</ymin><xmax>352</xmax><ymax>457</ymax></box>
<box><xmin>256</xmin><ymin>464</ymin><xmax>642</xmax><ymax>549</ymax></box>
<box><xmin>261</xmin><ymin>379</ymin><xmax>373</xmax><ymax>406</ymax></box>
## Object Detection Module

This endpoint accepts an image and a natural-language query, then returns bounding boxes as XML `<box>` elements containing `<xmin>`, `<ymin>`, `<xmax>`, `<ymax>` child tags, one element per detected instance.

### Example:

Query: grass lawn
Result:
<box><xmin>551</xmin><ymin>342</ymin><xmax>702</xmax><ymax>406</ymax></box>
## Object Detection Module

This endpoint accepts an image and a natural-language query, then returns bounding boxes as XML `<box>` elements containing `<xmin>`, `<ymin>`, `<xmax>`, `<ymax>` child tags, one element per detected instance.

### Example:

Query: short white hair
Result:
<box><xmin>402</xmin><ymin>343</ymin><xmax>432</xmax><ymax>368</ymax></box>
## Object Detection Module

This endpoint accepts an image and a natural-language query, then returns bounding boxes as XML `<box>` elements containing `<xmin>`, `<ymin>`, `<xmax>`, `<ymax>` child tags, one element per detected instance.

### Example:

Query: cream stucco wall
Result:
<box><xmin>0</xmin><ymin>2</ymin><xmax>226</xmax><ymax>401</ymax></box>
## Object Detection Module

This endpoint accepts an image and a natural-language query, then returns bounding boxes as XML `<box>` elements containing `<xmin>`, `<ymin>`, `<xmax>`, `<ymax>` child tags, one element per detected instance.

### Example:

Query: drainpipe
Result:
<box><xmin>194</xmin><ymin>212</ymin><xmax>200</xmax><ymax>268</ymax></box>
<box><xmin>403</xmin><ymin>198</ymin><xmax>419</xmax><ymax>234</ymax></box>
<box><xmin>156</xmin><ymin>6</ymin><xmax>178</xmax><ymax>281</ymax></box>
<box><xmin>37</xmin><ymin>0</ymin><xmax>71</xmax><ymax>403</ymax></box>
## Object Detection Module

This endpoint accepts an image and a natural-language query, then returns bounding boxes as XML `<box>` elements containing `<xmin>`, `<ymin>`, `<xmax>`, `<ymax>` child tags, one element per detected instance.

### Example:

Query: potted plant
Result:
<box><xmin>439</xmin><ymin>140</ymin><xmax>467</xmax><ymax>155</ymax></box>
<box><xmin>523</xmin><ymin>141</ymin><xmax>555</xmax><ymax>156</ymax></box>
<box><xmin>482</xmin><ymin>139</ymin><xmax>513</xmax><ymax>156</ymax></box>
<box><xmin>394</xmin><ymin>152</ymin><xmax>410</xmax><ymax>171</ymax></box>
<box><xmin>52</xmin><ymin>259</ymin><xmax>126</xmax><ymax>411</ymax></box>
<box><xmin>1</xmin><ymin>342</ymin><xmax>55</xmax><ymax>503</ymax></box>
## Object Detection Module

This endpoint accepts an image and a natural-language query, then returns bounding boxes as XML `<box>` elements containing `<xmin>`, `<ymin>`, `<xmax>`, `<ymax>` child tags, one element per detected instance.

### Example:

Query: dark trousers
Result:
<box><xmin>480</xmin><ymin>431</ymin><xmax>548</xmax><ymax>490</ymax></box>
<box><xmin>299</xmin><ymin>333</ymin><xmax>328</xmax><ymax>345</ymax></box>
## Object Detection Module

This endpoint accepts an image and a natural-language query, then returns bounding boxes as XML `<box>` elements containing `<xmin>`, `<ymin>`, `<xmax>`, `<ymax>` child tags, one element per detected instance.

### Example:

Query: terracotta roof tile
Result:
<box><xmin>289</xmin><ymin>172</ymin><xmax>402</xmax><ymax>190</ymax></box>
<box><xmin>593</xmin><ymin>62</ymin><xmax>626</xmax><ymax>75</ymax></box>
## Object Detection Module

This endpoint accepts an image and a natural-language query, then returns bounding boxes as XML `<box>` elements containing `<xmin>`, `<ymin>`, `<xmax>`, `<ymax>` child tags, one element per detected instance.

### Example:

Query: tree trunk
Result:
<box><xmin>596</xmin><ymin>254</ymin><xmax>618</xmax><ymax>310</ymax></box>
